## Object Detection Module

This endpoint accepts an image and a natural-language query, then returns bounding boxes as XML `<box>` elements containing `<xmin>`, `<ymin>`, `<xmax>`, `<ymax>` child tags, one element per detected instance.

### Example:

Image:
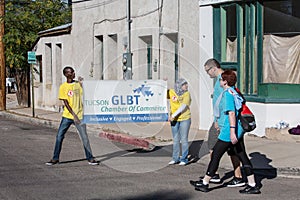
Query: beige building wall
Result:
<box><xmin>32</xmin><ymin>0</ymin><xmax>201</xmax><ymax>129</ymax></box>
<box><xmin>75</xmin><ymin>0</ymin><xmax>200</xmax><ymax>129</ymax></box>
<box><xmin>34</xmin><ymin>35</ymin><xmax>73</xmax><ymax>111</ymax></box>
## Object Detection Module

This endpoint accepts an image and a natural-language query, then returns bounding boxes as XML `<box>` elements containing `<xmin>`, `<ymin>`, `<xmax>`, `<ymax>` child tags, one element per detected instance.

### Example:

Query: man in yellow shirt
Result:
<box><xmin>46</xmin><ymin>66</ymin><xmax>98</xmax><ymax>166</ymax></box>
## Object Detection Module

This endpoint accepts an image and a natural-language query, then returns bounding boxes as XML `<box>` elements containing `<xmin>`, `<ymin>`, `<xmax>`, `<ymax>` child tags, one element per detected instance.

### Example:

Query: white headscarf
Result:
<box><xmin>174</xmin><ymin>78</ymin><xmax>188</xmax><ymax>96</ymax></box>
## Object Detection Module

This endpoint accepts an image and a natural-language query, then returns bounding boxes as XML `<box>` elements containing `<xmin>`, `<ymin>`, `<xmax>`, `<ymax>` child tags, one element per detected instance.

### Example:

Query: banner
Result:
<box><xmin>83</xmin><ymin>80</ymin><xmax>168</xmax><ymax>124</ymax></box>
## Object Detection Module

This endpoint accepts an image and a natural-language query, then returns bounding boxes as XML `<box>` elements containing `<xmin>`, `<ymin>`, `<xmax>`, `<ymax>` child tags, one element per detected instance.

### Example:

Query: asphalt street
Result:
<box><xmin>1</xmin><ymin>116</ymin><xmax>300</xmax><ymax>200</ymax></box>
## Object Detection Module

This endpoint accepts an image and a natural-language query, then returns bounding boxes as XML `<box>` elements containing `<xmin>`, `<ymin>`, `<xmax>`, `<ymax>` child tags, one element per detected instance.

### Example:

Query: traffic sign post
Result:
<box><xmin>28</xmin><ymin>51</ymin><xmax>36</xmax><ymax>117</ymax></box>
<box><xmin>27</xmin><ymin>51</ymin><xmax>36</xmax><ymax>64</ymax></box>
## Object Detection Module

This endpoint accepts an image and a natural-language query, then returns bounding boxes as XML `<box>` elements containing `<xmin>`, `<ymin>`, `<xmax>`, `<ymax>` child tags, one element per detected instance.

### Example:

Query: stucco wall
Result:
<box><xmin>249</xmin><ymin>102</ymin><xmax>300</xmax><ymax>137</ymax></box>
<box><xmin>34</xmin><ymin>35</ymin><xmax>73</xmax><ymax>111</ymax></box>
<box><xmin>71</xmin><ymin>0</ymin><xmax>200</xmax><ymax>128</ymax></box>
<box><xmin>33</xmin><ymin>0</ymin><xmax>200</xmax><ymax>129</ymax></box>
<box><xmin>199</xmin><ymin>6</ymin><xmax>214</xmax><ymax>130</ymax></box>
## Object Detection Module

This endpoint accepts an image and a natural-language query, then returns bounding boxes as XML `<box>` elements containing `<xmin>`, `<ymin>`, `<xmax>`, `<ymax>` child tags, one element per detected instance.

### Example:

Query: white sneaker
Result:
<box><xmin>168</xmin><ymin>160</ymin><xmax>177</xmax><ymax>165</ymax></box>
<box><xmin>179</xmin><ymin>161</ymin><xmax>187</xmax><ymax>166</ymax></box>
<box><xmin>88</xmin><ymin>159</ymin><xmax>99</xmax><ymax>165</ymax></box>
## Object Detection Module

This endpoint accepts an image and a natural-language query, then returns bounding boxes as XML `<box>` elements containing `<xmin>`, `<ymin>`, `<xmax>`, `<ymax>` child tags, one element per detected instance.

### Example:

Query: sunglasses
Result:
<box><xmin>205</xmin><ymin>66</ymin><xmax>213</xmax><ymax>73</ymax></box>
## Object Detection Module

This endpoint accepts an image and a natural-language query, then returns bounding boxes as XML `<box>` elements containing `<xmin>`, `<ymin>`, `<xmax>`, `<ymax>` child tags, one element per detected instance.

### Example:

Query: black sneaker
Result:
<box><xmin>88</xmin><ymin>159</ymin><xmax>99</xmax><ymax>165</ymax></box>
<box><xmin>210</xmin><ymin>174</ymin><xmax>221</xmax><ymax>184</ymax></box>
<box><xmin>223</xmin><ymin>177</ymin><xmax>246</xmax><ymax>187</ymax></box>
<box><xmin>194</xmin><ymin>180</ymin><xmax>209</xmax><ymax>193</ymax></box>
<box><xmin>45</xmin><ymin>159</ymin><xmax>59</xmax><ymax>166</ymax></box>
<box><xmin>190</xmin><ymin>180</ymin><xmax>201</xmax><ymax>187</ymax></box>
<box><xmin>239</xmin><ymin>185</ymin><xmax>261</xmax><ymax>194</ymax></box>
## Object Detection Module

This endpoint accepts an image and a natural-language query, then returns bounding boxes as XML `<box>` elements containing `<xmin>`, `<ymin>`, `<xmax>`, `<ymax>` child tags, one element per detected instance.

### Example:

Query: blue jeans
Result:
<box><xmin>170</xmin><ymin>118</ymin><xmax>191</xmax><ymax>163</ymax></box>
<box><xmin>52</xmin><ymin>117</ymin><xmax>94</xmax><ymax>161</ymax></box>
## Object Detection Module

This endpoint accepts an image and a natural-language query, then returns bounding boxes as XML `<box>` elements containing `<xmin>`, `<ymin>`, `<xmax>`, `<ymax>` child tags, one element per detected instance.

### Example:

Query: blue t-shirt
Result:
<box><xmin>217</xmin><ymin>88</ymin><xmax>244</xmax><ymax>142</ymax></box>
<box><xmin>213</xmin><ymin>74</ymin><xmax>223</xmax><ymax>122</ymax></box>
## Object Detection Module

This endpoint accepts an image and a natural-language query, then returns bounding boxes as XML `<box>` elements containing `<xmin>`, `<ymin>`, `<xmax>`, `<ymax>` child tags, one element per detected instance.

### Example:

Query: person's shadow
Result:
<box><xmin>187</xmin><ymin>140</ymin><xmax>209</xmax><ymax>164</ymax></box>
<box><xmin>248</xmin><ymin>152</ymin><xmax>277</xmax><ymax>188</ymax></box>
<box><xmin>211</xmin><ymin>151</ymin><xmax>277</xmax><ymax>191</ymax></box>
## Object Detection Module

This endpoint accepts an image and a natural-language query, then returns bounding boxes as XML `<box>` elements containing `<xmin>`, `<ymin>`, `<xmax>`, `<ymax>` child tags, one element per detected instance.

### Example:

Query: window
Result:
<box><xmin>162</xmin><ymin>33</ymin><xmax>178</xmax><ymax>83</ymax></box>
<box><xmin>107</xmin><ymin>34</ymin><xmax>118</xmax><ymax>80</ymax></box>
<box><xmin>263</xmin><ymin>0</ymin><xmax>300</xmax><ymax>84</ymax></box>
<box><xmin>147</xmin><ymin>43</ymin><xmax>152</xmax><ymax>79</ymax></box>
<box><xmin>138</xmin><ymin>36</ymin><xmax>152</xmax><ymax>80</ymax></box>
<box><xmin>213</xmin><ymin>0</ymin><xmax>300</xmax><ymax>102</ymax></box>
<box><xmin>36</xmin><ymin>55</ymin><xmax>43</xmax><ymax>83</ymax></box>
<box><xmin>94</xmin><ymin>35</ymin><xmax>104</xmax><ymax>79</ymax></box>
<box><xmin>55</xmin><ymin>44</ymin><xmax>62</xmax><ymax>84</ymax></box>
<box><xmin>45</xmin><ymin>43</ymin><xmax>52</xmax><ymax>84</ymax></box>
<box><xmin>264</xmin><ymin>0</ymin><xmax>300</xmax><ymax>34</ymax></box>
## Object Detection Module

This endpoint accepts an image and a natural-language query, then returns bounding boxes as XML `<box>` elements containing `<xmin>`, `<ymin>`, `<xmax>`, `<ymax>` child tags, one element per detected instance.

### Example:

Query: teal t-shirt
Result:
<box><xmin>217</xmin><ymin>88</ymin><xmax>244</xmax><ymax>142</ymax></box>
<box><xmin>213</xmin><ymin>74</ymin><xmax>223</xmax><ymax>122</ymax></box>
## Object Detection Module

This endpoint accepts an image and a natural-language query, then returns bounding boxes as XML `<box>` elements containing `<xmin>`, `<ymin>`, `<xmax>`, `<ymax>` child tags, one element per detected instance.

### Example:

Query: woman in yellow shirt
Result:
<box><xmin>168</xmin><ymin>79</ymin><xmax>191</xmax><ymax>166</ymax></box>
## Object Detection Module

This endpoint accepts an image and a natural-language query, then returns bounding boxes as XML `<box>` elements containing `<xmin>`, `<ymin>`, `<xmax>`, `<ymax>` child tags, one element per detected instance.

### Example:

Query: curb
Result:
<box><xmin>1</xmin><ymin>110</ymin><xmax>157</xmax><ymax>151</ymax></box>
<box><xmin>0</xmin><ymin>111</ymin><xmax>59</xmax><ymax>129</ymax></box>
<box><xmin>99</xmin><ymin>131</ymin><xmax>156</xmax><ymax>151</ymax></box>
<box><xmin>277</xmin><ymin>167</ymin><xmax>300</xmax><ymax>178</ymax></box>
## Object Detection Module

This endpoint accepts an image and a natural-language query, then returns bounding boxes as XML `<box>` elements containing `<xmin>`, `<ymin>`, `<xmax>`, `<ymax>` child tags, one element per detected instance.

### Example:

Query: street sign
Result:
<box><xmin>27</xmin><ymin>51</ymin><xmax>36</xmax><ymax>64</ymax></box>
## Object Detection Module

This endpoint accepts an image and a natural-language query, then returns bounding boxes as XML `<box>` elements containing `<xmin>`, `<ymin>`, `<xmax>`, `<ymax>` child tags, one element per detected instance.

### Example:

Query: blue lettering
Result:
<box><xmin>120</xmin><ymin>96</ymin><xmax>126</xmax><ymax>105</ymax></box>
<box><xmin>133</xmin><ymin>95</ymin><xmax>140</xmax><ymax>105</ymax></box>
<box><xmin>111</xmin><ymin>95</ymin><xmax>141</xmax><ymax>105</ymax></box>
<box><xmin>84</xmin><ymin>99</ymin><xmax>109</xmax><ymax>106</ymax></box>
<box><xmin>127</xmin><ymin>96</ymin><xmax>133</xmax><ymax>105</ymax></box>
<box><xmin>112</xmin><ymin>95</ymin><xmax>118</xmax><ymax>105</ymax></box>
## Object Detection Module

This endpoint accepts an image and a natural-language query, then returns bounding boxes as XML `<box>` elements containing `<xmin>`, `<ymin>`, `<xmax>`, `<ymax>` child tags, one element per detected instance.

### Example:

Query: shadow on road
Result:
<box><xmin>249</xmin><ymin>152</ymin><xmax>277</xmax><ymax>188</ymax></box>
<box><xmin>57</xmin><ymin>139</ymin><xmax>277</xmax><ymax>190</ymax></box>
<box><xmin>95</xmin><ymin>139</ymin><xmax>208</xmax><ymax>162</ymax></box>
<box><xmin>90</xmin><ymin>190</ymin><xmax>194</xmax><ymax>200</ymax></box>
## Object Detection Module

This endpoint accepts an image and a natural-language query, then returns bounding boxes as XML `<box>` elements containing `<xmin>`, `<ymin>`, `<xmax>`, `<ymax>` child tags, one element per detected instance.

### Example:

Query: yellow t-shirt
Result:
<box><xmin>168</xmin><ymin>89</ymin><xmax>191</xmax><ymax>121</ymax></box>
<box><xmin>59</xmin><ymin>81</ymin><xmax>83</xmax><ymax>120</ymax></box>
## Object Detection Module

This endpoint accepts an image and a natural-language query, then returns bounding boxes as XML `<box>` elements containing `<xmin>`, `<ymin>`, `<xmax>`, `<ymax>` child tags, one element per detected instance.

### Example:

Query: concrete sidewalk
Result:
<box><xmin>1</xmin><ymin>104</ymin><xmax>300</xmax><ymax>178</ymax></box>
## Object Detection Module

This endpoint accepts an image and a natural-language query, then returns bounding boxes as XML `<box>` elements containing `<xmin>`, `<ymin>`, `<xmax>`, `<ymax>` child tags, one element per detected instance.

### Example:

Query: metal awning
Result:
<box><xmin>199</xmin><ymin>0</ymin><xmax>242</xmax><ymax>6</ymax></box>
<box><xmin>38</xmin><ymin>23</ymin><xmax>72</xmax><ymax>37</ymax></box>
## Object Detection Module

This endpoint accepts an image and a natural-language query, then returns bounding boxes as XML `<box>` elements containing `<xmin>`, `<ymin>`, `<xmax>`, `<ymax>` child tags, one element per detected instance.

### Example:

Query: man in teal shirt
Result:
<box><xmin>203</xmin><ymin>58</ymin><xmax>244</xmax><ymax>187</ymax></box>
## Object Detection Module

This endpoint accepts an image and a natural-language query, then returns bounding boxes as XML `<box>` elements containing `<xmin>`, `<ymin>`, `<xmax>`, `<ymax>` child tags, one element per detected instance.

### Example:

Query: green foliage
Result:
<box><xmin>3</xmin><ymin>0</ymin><xmax>71</xmax><ymax>71</ymax></box>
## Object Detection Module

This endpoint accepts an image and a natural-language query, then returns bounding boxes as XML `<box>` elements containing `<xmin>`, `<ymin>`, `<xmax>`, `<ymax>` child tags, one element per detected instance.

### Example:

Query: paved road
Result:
<box><xmin>0</xmin><ymin>116</ymin><xmax>299</xmax><ymax>200</ymax></box>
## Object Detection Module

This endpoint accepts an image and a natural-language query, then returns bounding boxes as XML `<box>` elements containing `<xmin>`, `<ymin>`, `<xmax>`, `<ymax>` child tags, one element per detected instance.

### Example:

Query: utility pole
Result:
<box><xmin>125</xmin><ymin>0</ymin><xmax>132</xmax><ymax>80</ymax></box>
<box><xmin>127</xmin><ymin>0</ymin><xmax>132</xmax><ymax>78</ymax></box>
<box><xmin>0</xmin><ymin>0</ymin><xmax>5</xmax><ymax>111</ymax></box>
<box><xmin>123</xmin><ymin>0</ymin><xmax>132</xmax><ymax>80</ymax></box>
